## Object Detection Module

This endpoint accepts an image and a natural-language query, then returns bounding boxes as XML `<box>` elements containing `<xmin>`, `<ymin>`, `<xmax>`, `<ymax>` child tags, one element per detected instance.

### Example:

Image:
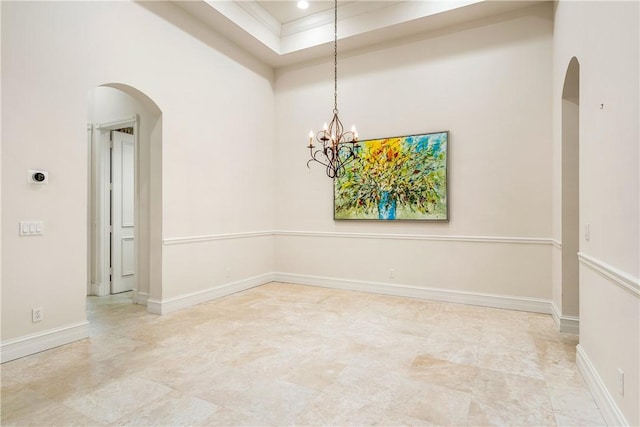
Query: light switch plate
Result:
<box><xmin>20</xmin><ymin>221</ymin><xmax>44</xmax><ymax>236</ymax></box>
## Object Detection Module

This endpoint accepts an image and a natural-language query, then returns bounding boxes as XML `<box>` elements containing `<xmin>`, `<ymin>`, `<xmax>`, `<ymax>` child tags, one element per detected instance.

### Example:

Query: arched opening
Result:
<box><xmin>87</xmin><ymin>83</ymin><xmax>163</xmax><ymax>310</ymax></box>
<box><xmin>561</xmin><ymin>57</ymin><xmax>580</xmax><ymax>329</ymax></box>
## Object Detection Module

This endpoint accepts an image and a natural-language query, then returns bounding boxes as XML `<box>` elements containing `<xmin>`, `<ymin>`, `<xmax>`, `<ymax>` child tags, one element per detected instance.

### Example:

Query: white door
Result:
<box><xmin>111</xmin><ymin>131</ymin><xmax>135</xmax><ymax>294</ymax></box>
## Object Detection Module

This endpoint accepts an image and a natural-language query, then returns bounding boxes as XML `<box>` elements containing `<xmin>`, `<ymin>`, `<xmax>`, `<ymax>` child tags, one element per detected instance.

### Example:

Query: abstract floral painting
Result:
<box><xmin>334</xmin><ymin>131</ymin><xmax>448</xmax><ymax>221</ymax></box>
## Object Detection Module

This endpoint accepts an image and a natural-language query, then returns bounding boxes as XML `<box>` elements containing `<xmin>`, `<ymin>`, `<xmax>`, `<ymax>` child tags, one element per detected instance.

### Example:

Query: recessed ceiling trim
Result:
<box><xmin>202</xmin><ymin>0</ymin><xmax>281</xmax><ymax>53</ymax></box>
<box><xmin>235</xmin><ymin>1</ymin><xmax>282</xmax><ymax>37</ymax></box>
<box><xmin>281</xmin><ymin>1</ymin><xmax>403</xmax><ymax>37</ymax></box>
<box><xmin>280</xmin><ymin>0</ymin><xmax>484</xmax><ymax>55</ymax></box>
<box><xmin>171</xmin><ymin>0</ymin><xmax>548</xmax><ymax>68</ymax></box>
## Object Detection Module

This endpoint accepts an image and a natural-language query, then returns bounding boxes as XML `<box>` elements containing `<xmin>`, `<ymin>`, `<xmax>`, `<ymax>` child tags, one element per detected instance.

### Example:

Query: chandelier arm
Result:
<box><xmin>307</xmin><ymin>147</ymin><xmax>332</xmax><ymax>169</ymax></box>
<box><xmin>327</xmin><ymin>164</ymin><xmax>337</xmax><ymax>179</ymax></box>
<box><xmin>335</xmin><ymin>147</ymin><xmax>361</xmax><ymax>174</ymax></box>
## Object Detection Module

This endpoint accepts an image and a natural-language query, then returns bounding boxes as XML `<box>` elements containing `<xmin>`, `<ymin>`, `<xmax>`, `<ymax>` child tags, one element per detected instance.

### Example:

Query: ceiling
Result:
<box><xmin>257</xmin><ymin>1</ymin><xmax>352</xmax><ymax>24</ymax></box>
<box><xmin>172</xmin><ymin>0</ymin><xmax>544</xmax><ymax>68</ymax></box>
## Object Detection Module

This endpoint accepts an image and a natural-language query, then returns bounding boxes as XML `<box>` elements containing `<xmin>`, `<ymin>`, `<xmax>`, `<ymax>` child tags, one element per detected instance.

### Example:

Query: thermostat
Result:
<box><xmin>28</xmin><ymin>170</ymin><xmax>49</xmax><ymax>184</ymax></box>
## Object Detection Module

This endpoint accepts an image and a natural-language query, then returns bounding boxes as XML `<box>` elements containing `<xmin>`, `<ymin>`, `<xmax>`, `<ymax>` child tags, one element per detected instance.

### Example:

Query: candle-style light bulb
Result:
<box><xmin>323</xmin><ymin>122</ymin><xmax>328</xmax><ymax>131</ymax></box>
<box><xmin>309</xmin><ymin>130</ymin><xmax>314</xmax><ymax>145</ymax></box>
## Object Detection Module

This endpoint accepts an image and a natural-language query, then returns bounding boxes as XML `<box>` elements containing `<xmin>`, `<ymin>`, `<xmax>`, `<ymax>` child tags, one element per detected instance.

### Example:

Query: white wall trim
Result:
<box><xmin>235</xmin><ymin>1</ymin><xmax>282</xmax><ymax>37</ymax></box>
<box><xmin>163</xmin><ymin>231</ymin><xmax>273</xmax><ymax>245</ymax></box>
<box><xmin>576</xmin><ymin>344</ymin><xmax>629</xmax><ymax>427</ymax></box>
<box><xmin>163</xmin><ymin>230</ymin><xmax>555</xmax><ymax>246</ymax></box>
<box><xmin>578</xmin><ymin>252</ymin><xmax>640</xmax><ymax>297</ymax></box>
<box><xmin>550</xmin><ymin>302</ymin><xmax>579</xmax><ymax>334</ymax></box>
<box><xmin>275</xmin><ymin>230</ymin><xmax>554</xmax><ymax>245</ymax></box>
<box><xmin>552</xmin><ymin>239</ymin><xmax>562</xmax><ymax>249</ymax></box>
<box><xmin>95</xmin><ymin>115</ymin><xmax>137</xmax><ymax>131</ymax></box>
<box><xmin>0</xmin><ymin>321</ymin><xmax>89</xmax><ymax>363</ymax></box>
<box><xmin>273</xmin><ymin>272</ymin><xmax>552</xmax><ymax>314</ymax></box>
<box><xmin>89</xmin><ymin>281</ymin><xmax>109</xmax><ymax>297</ymax></box>
<box><xmin>146</xmin><ymin>273</ymin><xmax>274</xmax><ymax>315</ymax></box>
<box><xmin>136</xmin><ymin>292</ymin><xmax>149</xmax><ymax>306</ymax></box>
<box><xmin>281</xmin><ymin>1</ymin><xmax>402</xmax><ymax>37</ymax></box>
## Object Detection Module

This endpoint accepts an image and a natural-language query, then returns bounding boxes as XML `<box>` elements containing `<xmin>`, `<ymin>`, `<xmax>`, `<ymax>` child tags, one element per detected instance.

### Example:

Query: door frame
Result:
<box><xmin>90</xmin><ymin>115</ymin><xmax>139</xmax><ymax>301</ymax></box>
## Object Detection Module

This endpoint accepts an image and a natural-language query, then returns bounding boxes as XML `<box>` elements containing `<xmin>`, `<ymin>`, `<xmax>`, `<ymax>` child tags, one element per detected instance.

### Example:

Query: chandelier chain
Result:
<box><xmin>333</xmin><ymin>0</ymin><xmax>338</xmax><ymax>114</ymax></box>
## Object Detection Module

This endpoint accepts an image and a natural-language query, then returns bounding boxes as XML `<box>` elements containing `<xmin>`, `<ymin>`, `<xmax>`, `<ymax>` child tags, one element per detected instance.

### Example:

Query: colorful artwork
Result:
<box><xmin>334</xmin><ymin>131</ymin><xmax>448</xmax><ymax>221</ymax></box>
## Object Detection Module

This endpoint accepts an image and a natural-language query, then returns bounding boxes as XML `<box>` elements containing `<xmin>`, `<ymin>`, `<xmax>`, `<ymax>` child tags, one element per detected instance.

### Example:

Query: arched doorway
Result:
<box><xmin>561</xmin><ymin>57</ymin><xmax>580</xmax><ymax>331</ymax></box>
<box><xmin>88</xmin><ymin>83</ymin><xmax>163</xmax><ymax>309</ymax></box>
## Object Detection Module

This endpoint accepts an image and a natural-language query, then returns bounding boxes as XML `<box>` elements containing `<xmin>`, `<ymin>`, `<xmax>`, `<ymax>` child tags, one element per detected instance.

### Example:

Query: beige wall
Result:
<box><xmin>553</xmin><ymin>1</ymin><xmax>639</xmax><ymax>424</ymax></box>
<box><xmin>1</xmin><ymin>1</ymin><xmax>276</xmax><ymax>344</ymax></box>
<box><xmin>275</xmin><ymin>5</ymin><xmax>554</xmax><ymax>300</ymax></box>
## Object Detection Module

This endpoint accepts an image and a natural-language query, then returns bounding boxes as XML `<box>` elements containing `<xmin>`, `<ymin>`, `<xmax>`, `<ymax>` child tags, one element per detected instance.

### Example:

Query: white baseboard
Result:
<box><xmin>550</xmin><ymin>302</ymin><xmax>580</xmax><ymax>334</ymax></box>
<box><xmin>136</xmin><ymin>292</ymin><xmax>149</xmax><ymax>306</ymax></box>
<box><xmin>89</xmin><ymin>281</ymin><xmax>107</xmax><ymax>296</ymax></box>
<box><xmin>146</xmin><ymin>273</ymin><xmax>274</xmax><ymax>315</ymax></box>
<box><xmin>1</xmin><ymin>321</ymin><xmax>90</xmax><ymax>363</ymax></box>
<box><xmin>144</xmin><ymin>271</ymin><xmax>553</xmax><ymax>316</ymax></box>
<box><xmin>576</xmin><ymin>344</ymin><xmax>628</xmax><ymax>426</ymax></box>
<box><xmin>273</xmin><ymin>273</ymin><xmax>552</xmax><ymax>314</ymax></box>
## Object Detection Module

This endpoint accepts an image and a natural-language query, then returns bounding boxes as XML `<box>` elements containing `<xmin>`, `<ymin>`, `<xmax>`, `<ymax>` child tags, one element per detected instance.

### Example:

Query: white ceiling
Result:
<box><xmin>172</xmin><ymin>0</ymin><xmax>544</xmax><ymax>68</ymax></box>
<box><xmin>257</xmin><ymin>1</ymin><xmax>352</xmax><ymax>24</ymax></box>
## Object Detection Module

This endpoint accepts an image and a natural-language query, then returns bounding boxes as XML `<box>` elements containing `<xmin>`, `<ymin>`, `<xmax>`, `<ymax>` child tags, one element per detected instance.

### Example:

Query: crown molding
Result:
<box><xmin>235</xmin><ymin>1</ymin><xmax>282</xmax><ymax>37</ymax></box>
<box><xmin>281</xmin><ymin>1</ymin><xmax>403</xmax><ymax>37</ymax></box>
<box><xmin>171</xmin><ymin>0</ymin><xmax>546</xmax><ymax>68</ymax></box>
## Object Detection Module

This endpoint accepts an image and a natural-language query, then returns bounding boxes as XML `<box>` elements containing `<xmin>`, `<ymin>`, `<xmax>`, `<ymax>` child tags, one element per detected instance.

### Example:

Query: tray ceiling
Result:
<box><xmin>172</xmin><ymin>1</ymin><xmax>544</xmax><ymax>68</ymax></box>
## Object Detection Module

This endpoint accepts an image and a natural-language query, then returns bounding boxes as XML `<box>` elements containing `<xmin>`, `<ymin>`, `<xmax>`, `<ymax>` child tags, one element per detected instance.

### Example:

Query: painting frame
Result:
<box><xmin>333</xmin><ymin>130</ymin><xmax>449</xmax><ymax>221</ymax></box>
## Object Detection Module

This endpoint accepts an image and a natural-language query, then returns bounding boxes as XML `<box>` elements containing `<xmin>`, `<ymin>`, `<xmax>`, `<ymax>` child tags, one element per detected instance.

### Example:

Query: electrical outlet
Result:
<box><xmin>32</xmin><ymin>307</ymin><xmax>43</xmax><ymax>323</ymax></box>
<box><xmin>585</xmin><ymin>223</ymin><xmax>591</xmax><ymax>241</ymax></box>
<box><xmin>225</xmin><ymin>268</ymin><xmax>231</xmax><ymax>279</ymax></box>
<box><xmin>618</xmin><ymin>369</ymin><xmax>624</xmax><ymax>396</ymax></box>
<box><xmin>389</xmin><ymin>269</ymin><xmax>396</xmax><ymax>279</ymax></box>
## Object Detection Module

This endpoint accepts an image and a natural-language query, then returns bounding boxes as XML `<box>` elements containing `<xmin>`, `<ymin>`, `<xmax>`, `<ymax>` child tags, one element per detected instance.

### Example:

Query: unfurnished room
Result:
<box><xmin>1</xmin><ymin>0</ymin><xmax>638</xmax><ymax>426</ymax></box>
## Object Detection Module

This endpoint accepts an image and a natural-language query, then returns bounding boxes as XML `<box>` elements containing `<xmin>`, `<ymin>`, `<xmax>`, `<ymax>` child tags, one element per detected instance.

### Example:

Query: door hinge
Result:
<box><xmin>109</xmin><ymin>225</ymin><xmax>113</xmax><ymax>233</ymax></box>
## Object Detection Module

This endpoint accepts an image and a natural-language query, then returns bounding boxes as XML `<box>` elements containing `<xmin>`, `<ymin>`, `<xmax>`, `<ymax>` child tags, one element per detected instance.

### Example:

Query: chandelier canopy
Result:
<box><xmin>306</xmin><ymin>0</ymin><xmax>359</xmax><ymax>179</ymax></box>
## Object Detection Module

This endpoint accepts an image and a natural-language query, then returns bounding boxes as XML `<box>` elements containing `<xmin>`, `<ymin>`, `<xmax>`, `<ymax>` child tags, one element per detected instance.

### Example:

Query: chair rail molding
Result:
<box><xmin>162</xmin><ymin>230</ymin><xmax>556</xmax><ymax>246</ymax></box>
<box><xmin>578</xmin><ymin>252</ymin><xmax>640</xmax><ymax>297</ymax></box>
<box><xmin>275</xmin><ymin>230</ymin><xmax>554</xmax><ymax>245</ymax></box>
<box><xmin>163</xmin><ymin>231</ymin><xmax>272</xmax><ymax>245</ymax></box>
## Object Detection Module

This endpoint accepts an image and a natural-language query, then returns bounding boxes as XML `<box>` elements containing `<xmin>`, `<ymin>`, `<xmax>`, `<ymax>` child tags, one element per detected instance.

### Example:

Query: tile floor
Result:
<box><xmin>1</xmin><ymin>282</ymin><xmax>605</xmax><ymax>426</ymax></box>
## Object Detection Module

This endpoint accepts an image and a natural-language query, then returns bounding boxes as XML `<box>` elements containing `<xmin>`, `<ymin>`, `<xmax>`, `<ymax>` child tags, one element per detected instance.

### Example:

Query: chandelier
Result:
<box><xmin>307</xmin><ymin>0</ymin><xmax>359</xmax><ymax>179</ymax></box>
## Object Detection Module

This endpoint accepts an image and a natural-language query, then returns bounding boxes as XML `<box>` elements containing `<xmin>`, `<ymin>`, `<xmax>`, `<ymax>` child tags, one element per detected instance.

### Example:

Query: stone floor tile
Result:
<box><xmin>62</xmin><ymin>376</ymin><xmax>172</xmax><ymax>424</ymax></box>
<box><xmin>114</xmin><ymin>390</ymin><xmax>219</xmax><ymax>426</ymax></box>
<box><xmin>1</xmin><ymin>284</ymin><xmax>604</xmax><ymax>427</ymax></box>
